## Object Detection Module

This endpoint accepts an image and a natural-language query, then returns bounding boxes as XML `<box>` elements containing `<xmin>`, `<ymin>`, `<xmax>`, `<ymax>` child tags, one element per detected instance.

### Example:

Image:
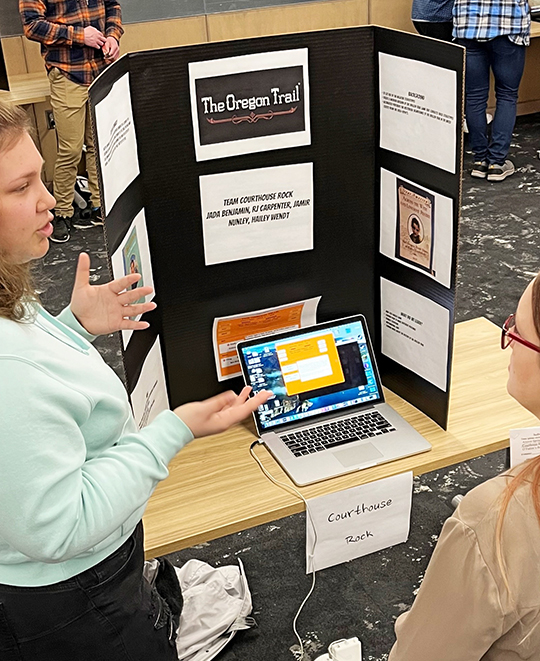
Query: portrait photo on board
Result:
<box><xmin>395</xmin><ymin>179</ymin><xmax>435</xmax><ymax>275</ymax></box>
<box><xmin>122</xmin><ymin>226</ymin><xmax>145</xmax><ymax>304</ymax></box>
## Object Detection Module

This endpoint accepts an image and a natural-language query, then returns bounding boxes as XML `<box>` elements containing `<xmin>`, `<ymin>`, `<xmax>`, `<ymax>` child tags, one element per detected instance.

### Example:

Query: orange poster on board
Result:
<box><xmin>276</xmin><ymin>332</ymin><xmax>345</xmax><ymax>396</ymax></box>
<box><xmin>213</xmin><ymin>298</ymin><xmax>320</xmax><ymax>380</ymax></box>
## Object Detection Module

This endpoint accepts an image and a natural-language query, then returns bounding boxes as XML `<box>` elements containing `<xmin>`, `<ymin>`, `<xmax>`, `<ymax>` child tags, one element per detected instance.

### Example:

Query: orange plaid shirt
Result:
<box><xmin>19</xmin><ymin>0</ymin><xmax>123</xmax><ymax>86</ymax></box>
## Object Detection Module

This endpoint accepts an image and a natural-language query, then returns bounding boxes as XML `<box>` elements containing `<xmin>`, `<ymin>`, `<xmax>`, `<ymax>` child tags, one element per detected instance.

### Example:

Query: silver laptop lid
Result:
<box><xmin>237</xmin><ymin>315</ymin><xmax>384</xmax><ymax>436</ymax></box>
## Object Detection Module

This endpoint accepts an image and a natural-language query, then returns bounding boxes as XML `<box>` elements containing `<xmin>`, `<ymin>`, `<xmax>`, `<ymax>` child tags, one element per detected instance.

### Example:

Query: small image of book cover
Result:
<box><xmin>122</xmin><ymin>227</ymin><xmax>145</xmax><ymax>304</ymax></box>
<box><xmin>395</xmin><ymin>179</ymin><xmax>435</xmax><ymax>274</ymax></box>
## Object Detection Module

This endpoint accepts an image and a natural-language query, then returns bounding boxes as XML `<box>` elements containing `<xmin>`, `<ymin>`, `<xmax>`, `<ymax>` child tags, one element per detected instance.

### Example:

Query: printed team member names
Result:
<box><xmin>327</xmin><ymin>498</ymin><xmax>393</xmax><ymax>544</ymax></box>
<box><xmin>205</xmin><ymin>190</ymin><xmax>311</xmax><ymax>226</ymax></box>
<box><xmin>201</xmin><ymin>83</ymin><xmax>302</xmax><ymax>114</ymax></box>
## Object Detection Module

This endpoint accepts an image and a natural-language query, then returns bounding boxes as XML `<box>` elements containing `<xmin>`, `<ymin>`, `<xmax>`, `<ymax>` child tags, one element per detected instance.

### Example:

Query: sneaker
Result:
<box><xmin>50</xmin><ymin>216</ymin><xmax>70</xmax><ymax>243</ymax></box>
<box><xmin>486</xmin><ymin>160</ymin><xmax>515</xmax><ymax>181</ymax></box>
<box><xmin>89</xmin><ymin>207</ymin><xmax>104</xmax><ymax>226</ymax></box>
<box><xmin>73</xmin><ymin>207</ymin><xmax>103</xmax><ymax>228</ymax></box>
<box><xmin>471</xmin><ymin>160</ymin><xmax>488</xmax><ymax>178</ymax></box>
<box><xmin>71</xmin><ymin>214</ymin><xmax>95</xmax><ymax>229</ymax></box>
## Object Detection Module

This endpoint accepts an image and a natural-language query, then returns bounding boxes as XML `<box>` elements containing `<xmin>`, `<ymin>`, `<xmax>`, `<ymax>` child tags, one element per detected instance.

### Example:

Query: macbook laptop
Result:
<box><xmin>237</xmin><ymin>314</ymin><xmax>431</xmax><ymax>486</ymax></box>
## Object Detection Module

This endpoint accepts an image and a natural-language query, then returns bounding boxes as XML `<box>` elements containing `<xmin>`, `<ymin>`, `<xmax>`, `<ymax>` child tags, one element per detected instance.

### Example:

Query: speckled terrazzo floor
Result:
<box><xmin>165</xmin><ymin>451</ymin><xmax>508</xmax><ymax>661</ymax></box>
<box><xmin>456</xmin><ymin>113</ymin><xmax>540</xmax><ymax>325</ymax></box>
<box><xmin>37</xmin><ymin>113</ymin><xmax>540</xmax><ymax>661</ymax></box>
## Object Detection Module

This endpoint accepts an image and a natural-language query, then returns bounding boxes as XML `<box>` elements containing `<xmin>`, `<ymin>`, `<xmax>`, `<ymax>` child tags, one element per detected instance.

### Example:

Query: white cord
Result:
<box><xmin>249</xmin><ymin>442</ymin><xmax>319</xmax><ymax>661</ymax></box>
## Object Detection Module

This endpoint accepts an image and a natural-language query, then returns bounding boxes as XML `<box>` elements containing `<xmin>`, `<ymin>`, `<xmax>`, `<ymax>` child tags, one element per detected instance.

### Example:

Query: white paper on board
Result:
<box><xmin>189</xmin><ymin>49</ymin><xmax>311</xmax><ymax>161</ymax></box>
<box><xmin>510</xmin><ymin>427</ymin><xmax>540</xmax><ymax>468</ymax></box>
<box><xmin>200</xmin><ymin>163</ymin><xmax>314</xmax><ymax>265</ymax></box>
<box><xmin>212</xmin><ymin>297</ymin><xmax>321</xmax><ymax>381</ymax></box>
<box><xmin>94</xmin><ymin>72</ymin><xmax>140</xmax><ymax>215</ymax></box>
<box><xmin>130</xmin><ymin>336</ymin><xmax>169</xmax><ymax>429</ymax></box>
<box><xmin>379</xmin><ymin>169</ymin><xmax>454</xmax><ymax>288</ymax></box>
<box><xmin>110</xmin><ymin>209</ymin><xmax>155</xmax><ymax>348</ymax></box>
<box><xmin>380</xmin><ymin>278</ymin><xmax>450</xmax><ymax>391</ymax></box>
<box><xmin>379</xmin><ymin>53</ymin><xmax>457</xmax><ymax>173</ymax></box>
<box><xmin>306</xmin><ymin>472</ymin><xmax>413</xmax><ymax>573</ymax></box>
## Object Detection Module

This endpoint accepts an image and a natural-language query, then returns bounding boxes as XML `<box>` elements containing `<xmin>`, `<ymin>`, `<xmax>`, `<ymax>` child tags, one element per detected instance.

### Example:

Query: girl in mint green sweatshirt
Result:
<box><xmin>0</xmin><ymin>101</ymin><xmax>269</xmax><ymax>660</ymax></box>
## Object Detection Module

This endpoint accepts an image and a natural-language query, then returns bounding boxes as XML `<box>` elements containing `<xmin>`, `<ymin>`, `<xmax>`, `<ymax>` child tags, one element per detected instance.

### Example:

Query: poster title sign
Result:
<box><xmin>306</xmin><ymin>472</ymin><xmax>413</xmax><ymax>572</ymax></box>
<box><xmin>200</xmin><ymin>162</ymin><xmax>314</xmax><ymax>265</ymax></box>
<box><xmin>189</xmin><ymin>49</ymin><xmax>311</xmax><ymax>161</ymax></box>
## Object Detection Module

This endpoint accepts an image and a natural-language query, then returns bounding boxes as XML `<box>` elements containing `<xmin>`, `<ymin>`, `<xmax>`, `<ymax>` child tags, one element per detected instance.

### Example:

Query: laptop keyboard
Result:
<box><xmin>280</xmin><ymin>411</ymin><xmax>396</xmax><ymax>457</ymax></box>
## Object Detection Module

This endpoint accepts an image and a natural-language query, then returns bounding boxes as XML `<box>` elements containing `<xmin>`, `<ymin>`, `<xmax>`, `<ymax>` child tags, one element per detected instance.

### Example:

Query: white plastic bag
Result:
<box><xmin>143</xmin><ymin>557</ymin><xmax>253</xmax><ymax>661</ymax></box>
<box><xmin>174</xmin><ymin>558</ymin><xmax>254</xmax><ymax>661</ymax></box>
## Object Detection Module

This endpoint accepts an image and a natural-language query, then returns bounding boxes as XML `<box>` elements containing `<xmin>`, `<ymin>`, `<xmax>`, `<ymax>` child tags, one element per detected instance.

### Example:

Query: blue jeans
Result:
<box><xmin>456</xmin><ymin>36</ymin><xmax>526</xmax><ymax>165</ymax></box>
<box><xmin>0</xmin><ymin>524</ymin><xmax>180</xmax><ymax>661</ymax></box>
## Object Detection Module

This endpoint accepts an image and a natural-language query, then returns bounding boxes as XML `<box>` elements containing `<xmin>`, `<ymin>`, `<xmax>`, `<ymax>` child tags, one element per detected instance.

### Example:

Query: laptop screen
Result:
<box><xmin>238</xmin><ymin>317</ymin><xmax>382</xmax><ymax>431</ymax></box>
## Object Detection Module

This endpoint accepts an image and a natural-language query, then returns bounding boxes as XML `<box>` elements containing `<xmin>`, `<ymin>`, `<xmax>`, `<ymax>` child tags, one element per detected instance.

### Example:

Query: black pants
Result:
<box><xmin>0</xmin><ymin>523</ymin><xmax>180</xmax><ymax>661</ymax></box>
<box><xmin>413</xmin><ymin>21</ymin><xmax>454</xmax><ymax>42</ymax></box>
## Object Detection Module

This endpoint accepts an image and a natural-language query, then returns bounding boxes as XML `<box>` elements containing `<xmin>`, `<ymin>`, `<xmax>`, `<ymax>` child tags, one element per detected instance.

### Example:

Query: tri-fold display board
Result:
<box><xmin>89</xmin><ymin>26</ymin><xmax>464</xmax><ymax>430</ymax></box>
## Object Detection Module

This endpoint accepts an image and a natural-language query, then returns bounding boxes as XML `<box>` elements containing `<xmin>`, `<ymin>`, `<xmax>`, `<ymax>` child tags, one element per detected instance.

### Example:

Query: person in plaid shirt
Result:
<box><xmin>19</xmin><ymin>0</ymin><xmax>123</xmax><ymax>242</ymax></box>
<box><xmin>453</xmin><ymin>0</ymin><xmax>530</xmax><ymax>181</ymax></box>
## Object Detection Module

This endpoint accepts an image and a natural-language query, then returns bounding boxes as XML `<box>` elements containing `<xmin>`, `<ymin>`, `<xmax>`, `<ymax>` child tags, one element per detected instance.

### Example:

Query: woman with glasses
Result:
<box><xmin>388</xmin><ymin>279</ymin><xmax>540</xmax><ymax>660</ymax></box>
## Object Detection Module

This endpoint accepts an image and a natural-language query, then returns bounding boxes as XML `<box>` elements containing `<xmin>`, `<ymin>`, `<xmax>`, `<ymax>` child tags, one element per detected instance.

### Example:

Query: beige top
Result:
<box><xmin>389</xmin><ymin>469</ymin><xmax>540</xmax><ymax>661</ymax></box>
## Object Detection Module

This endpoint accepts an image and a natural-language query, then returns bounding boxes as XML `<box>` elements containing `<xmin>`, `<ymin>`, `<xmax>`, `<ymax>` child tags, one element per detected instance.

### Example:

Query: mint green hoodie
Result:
<box><xmin>0</xmin><ymin>304</ymin><xmax>193</xmax><ymax>586</ymax></box>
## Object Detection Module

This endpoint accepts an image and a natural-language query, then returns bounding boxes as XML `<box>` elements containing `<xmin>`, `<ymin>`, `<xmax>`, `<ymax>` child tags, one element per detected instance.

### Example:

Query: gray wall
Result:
<box><xmin>1</xmin><ymin>0</ymin><xmax>309</xmax><ymax>38</ymax></box>
<box><xmin>1</xmin><ymin>0</ymin><xmax>206</xmax><ymax>38</ymax></box>
<box><xmin>1</xmin><ymin>0</ymin><xmax>23</xmax><ymax>37</ymax></box>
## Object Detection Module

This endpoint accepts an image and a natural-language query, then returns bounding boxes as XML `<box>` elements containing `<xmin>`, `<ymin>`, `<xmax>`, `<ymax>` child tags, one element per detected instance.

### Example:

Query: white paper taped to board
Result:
<box><xmin>380</xmin><ymin>278</ymin><xmax>450</xmax><ymax>391</ymax></box>
<box><xmin>200</xmin><ymin>162</ymin><xmax>314</xmax><ymax>265</ymax></box>
<box><xmin>379</xmin><ymin>53</ymin><xmax>457</xmax><ymax>173</ymax></box>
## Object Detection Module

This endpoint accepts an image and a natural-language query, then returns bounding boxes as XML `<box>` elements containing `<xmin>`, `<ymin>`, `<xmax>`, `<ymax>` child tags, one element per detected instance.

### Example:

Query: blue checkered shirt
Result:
<box><xmin>453</xmin><ymin>0</ymin><xmax>531</xmax><ymax>45</ymax></box>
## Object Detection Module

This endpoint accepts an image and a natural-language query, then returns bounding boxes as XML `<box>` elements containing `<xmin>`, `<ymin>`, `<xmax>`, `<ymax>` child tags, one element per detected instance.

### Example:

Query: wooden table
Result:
<box><xmin>143</xmin><ymin>316</ymin><xmax>537</xmax><ymax>557</ymax></box>
<box><xmin>0</xmin><ymin>72</ymin><xmax>49</xmax><ymax>106</ymax></box>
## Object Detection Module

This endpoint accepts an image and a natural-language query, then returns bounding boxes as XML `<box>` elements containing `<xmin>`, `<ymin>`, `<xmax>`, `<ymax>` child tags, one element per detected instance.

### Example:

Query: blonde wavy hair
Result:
<box><xmin>0</xmin><ymin>101</ymin><xmax>38</xmax><ymax>321</ymax></box>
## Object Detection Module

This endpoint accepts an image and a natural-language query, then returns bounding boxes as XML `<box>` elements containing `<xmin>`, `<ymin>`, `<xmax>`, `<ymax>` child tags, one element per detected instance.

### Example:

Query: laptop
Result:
<box><xmin>237</xmin><ymin>314</ymin><xmax>431</xmax><ymax>486</ymax></box>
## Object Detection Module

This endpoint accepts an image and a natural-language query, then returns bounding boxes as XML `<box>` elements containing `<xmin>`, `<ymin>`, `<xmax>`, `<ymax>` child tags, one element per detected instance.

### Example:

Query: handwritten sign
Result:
<box><xmin>510</xmin><ymin>427</ymin><xmax>540</xmax><ymax>468</ymax></box>
<box><xmin>305</xmin><ymin>472</ymin><xmax>413</xmax><ymax>572</ymax></box>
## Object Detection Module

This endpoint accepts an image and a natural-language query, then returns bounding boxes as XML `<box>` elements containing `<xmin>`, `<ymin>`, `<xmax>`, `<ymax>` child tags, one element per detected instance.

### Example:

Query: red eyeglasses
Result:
<box><xmin>501</xmin><ymin>314</ymin><xmax>540</xmax><ymax>354</ymax></box>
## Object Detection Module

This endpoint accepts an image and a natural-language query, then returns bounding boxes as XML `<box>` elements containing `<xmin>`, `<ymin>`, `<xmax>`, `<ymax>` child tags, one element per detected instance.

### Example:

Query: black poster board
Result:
<box><xmin>374</xmin><ymin>28</ymin><xmax>463</xmax><ymax>426</ymax></box>
<box><xmin>90</xmin><ymin>26</ymin><xmax>463</xmax><ymax>430</ymax></box>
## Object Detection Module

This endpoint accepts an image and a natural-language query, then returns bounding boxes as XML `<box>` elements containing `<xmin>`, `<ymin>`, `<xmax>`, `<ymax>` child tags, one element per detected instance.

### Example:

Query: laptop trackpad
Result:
<box><xmin>334</xmin><ymin>443</ymin><xmax>384</xmax><ymax>468</ymax></box>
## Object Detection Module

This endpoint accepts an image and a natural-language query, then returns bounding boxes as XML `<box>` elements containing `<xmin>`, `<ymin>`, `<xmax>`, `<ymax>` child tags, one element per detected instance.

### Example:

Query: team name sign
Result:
<box><xmin>306</xmin><ymin>472</ymin><xmax>413</xmax><ymax>572</ymax></box>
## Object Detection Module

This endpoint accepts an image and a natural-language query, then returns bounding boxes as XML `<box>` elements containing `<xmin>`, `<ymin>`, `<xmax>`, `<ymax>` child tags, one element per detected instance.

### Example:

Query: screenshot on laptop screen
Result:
<box><xmin>240</xmin><ymin>319</ymin><xmax>381</xmax><ymax>430</ymax></box>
